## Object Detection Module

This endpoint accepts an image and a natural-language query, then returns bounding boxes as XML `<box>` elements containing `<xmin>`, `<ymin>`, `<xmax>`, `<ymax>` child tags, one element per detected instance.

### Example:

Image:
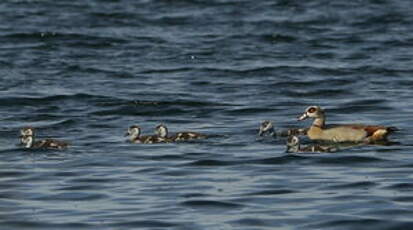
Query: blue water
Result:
<box><xmin>0</xmin><ymin>0</ymin><xmax>413</xmax><ymax>229</ymax></box>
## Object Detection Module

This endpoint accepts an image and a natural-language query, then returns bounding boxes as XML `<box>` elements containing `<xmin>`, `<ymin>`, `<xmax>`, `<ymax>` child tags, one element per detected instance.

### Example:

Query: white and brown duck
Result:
<box><xmin>125</xmin><ymin>125</ymin><xmax>167</xmax><ymax>144</ymax></box>
<box><xmin>155</xmin><ymin>124</ymin><xmax>207</xmax><ymax>142</ymax></box>
<box><xmin>258</xmin><ymin>120</ymin><xmax>307</xmax><ymax>137</ymax></box>
<box><xmin>298</xmin><ymin>106</ymin><xmax>397</xmax><ymax>143</ymax></box>
<box><xmin>286</xmin><ymin>135</ymin><xmax>337</xmax><ymax>153</ymax></box>
<box><xmin>20</xmin><ymin>127</ymin><xmax>69</xmax><ymax>150</ymax></box>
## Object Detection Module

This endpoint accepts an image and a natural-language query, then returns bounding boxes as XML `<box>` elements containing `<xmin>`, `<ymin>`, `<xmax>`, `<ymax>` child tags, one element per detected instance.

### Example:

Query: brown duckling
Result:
<box><xmin>286</xmin><ymin>136</ymin><xmax>337</xmax><ymax>153</ymax></box>
<box><xmin>258</xmin><ymin>120</ymin><xmax>307</xmax><ymax>137</ymax></box>
<box><xmin>20</xmin><ymin>127</ymin><xmax>68</xmax><ymax>150</ymax></box>
<box><xmin>155</xmin><ymin>124</ymin><xmax>207</xmax><ymax>142</ymax></box>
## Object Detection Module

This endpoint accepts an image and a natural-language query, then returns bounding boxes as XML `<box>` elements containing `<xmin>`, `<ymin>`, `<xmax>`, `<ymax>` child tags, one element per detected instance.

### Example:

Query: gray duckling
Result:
<box><xmin>20</xmin><ymin>127</ymin><xmax>69</xmax><ymax>150</ymax></box>
<box><xmin>259</xmin><ymin>120</ymin><xmax>307</xmax><ymax>137</ymax></box>
<box><xmin>155</xmin><ymin>124</ymin><xmax>207</xmax><ymax>142</ymax></box>
<box><xmin>286</xmin><ymin>135</ymin><xmax>338</xmax><ymax>153</ymax></box>
<box><xmin>125</xmin><ymin>125</ymin><xmax>167</xmax><ymax>144</ymax></box>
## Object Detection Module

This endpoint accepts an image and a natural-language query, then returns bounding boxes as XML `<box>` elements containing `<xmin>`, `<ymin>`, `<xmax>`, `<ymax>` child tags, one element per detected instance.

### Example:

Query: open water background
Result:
<box><xmin>0</xmin><ymin>0</ymin><xmax>412</xmax><ymax>229</ymax></box>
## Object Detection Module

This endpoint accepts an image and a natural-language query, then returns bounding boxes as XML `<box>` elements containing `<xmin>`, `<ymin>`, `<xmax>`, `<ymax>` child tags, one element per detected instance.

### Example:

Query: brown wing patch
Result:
<box><xmin>36</xmin><ymin>140</ymin><xmax>48</xmax><ymax>148</ymax></box>
<box><xmin>363</xmin><ymin>126</ymin><xmax>385</xmax><ymax>137</ymax></box>
<box><xmin>173</xmin><ymin>132</ymin><xmax>206</xmax><ymax>141</ymax></box>
<box><xmin>350</xmin><ymin>125</ymin><xmax>393</xmax><ymax>141</ymax></box>
<box><xmin>345</xmin><ymin>125</ymin><xmax>385</xmax><ymax>137</ymax></box>
<box><xmin>140</xmin><ymin>135</ymin><xmax>167</xmax><ymax>144</ymax></box>
<box><xmin>141</xmin><ymin>136</ymin><xmax>155</xmax><ymax>144</ymax></box>
<box><xmin>35</xmin><ymin>139</ymin><xmax>68</xmax><ymax>149</ymax></box>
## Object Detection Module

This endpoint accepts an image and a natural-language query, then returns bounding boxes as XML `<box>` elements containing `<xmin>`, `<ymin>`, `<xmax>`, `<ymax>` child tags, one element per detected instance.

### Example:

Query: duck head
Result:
<box><xmin>298</xmin><ymin>106</ymin><xmax>324</xmax><ymax>121</ymax></box>
<box><xmin>155</xmin><ymin>124</ymin><xmax>168</xmax><ymax>138</ymax></box>
<box><xmin>20</xmin><ymin>127</ymin><xmax>34</xmax><ymax>137</ymax></box>
<box><xmin>125</xmin><ymin>125</ymin><xmax>141</xmax><ymax>139</ymax></box>
<box><xmin>258</xmin><ymin>120</ymin><xmax>274</xmax><ymax>136</ymax></box>
<box><xmin>286</xmin><ymin>135</ymin><xmax>300</xmax><ymax>153</ymax></box>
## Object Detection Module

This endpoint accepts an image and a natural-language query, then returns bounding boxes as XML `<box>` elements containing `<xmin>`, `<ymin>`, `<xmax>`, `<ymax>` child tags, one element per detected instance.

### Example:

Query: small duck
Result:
<box><xmin>286</xmin><ymin>135</ymin><xmax>337</xmax><ymax>153</ymax></box>
<box><xmin>258</xmin><ymin>120</ymin><xmax>307</xmax><ymax>137</ymax></box>
<box><xmin>20</xmin><ymin>127</ymin><xmax>68</xmax><ymax>150</ymax></box>
<box><xmin>298</xmin><ymin>106</ymin><xmax>397</xmax><ymax>143</ymax></box>
<box><xmin>125</xmin><ymin>125</ymin><xmax>166</xmax><ymax>144</ymax></box>
<box><xmin>155</xmin><ymin>124</ymin><xmax>207</xmax><ymax>142</ymax></box>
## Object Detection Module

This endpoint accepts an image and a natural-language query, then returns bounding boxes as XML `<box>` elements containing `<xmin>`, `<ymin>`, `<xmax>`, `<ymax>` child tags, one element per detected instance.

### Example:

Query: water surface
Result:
<box><xmin>0</xmin><ymin>0</ymin><xmax>412</xmax><ymax>229</ymax></box>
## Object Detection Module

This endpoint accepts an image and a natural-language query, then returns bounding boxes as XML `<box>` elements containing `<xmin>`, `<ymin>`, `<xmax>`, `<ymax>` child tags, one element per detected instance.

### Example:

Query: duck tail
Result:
<box><xmin>387</xmin><ymin>127</ymin><xmax>399</xmax><ymax>133</ymax></box>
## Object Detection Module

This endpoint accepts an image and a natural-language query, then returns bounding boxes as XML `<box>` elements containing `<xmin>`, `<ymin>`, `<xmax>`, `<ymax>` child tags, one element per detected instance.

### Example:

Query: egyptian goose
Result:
<box><xmin>258</xmin><ymin>120</ymin><xmax>307</xmax><ymax>137</ymax></box>
<box><xmin>298</xmin><ymin>106</ymin><xmax>397</xmax><ymax>143</ymax></box>
<box><xmin>125</xmin><ymin>125</ymin><xmax>166</xmax><ymax>144</ymax></box>
<box><xmin>155</xmin><ymin>124</ymin><xmax>207</xmax><ymax>142</ymax></box>
<box><xmin>20</xmin><ymin>127</ymin><xmax>69</xmax><ymax>149</ymax></box>
<box><xmin>286</xmin><ymin>135</ymin><xmax>337</xmax><ymax>153</ymax></box>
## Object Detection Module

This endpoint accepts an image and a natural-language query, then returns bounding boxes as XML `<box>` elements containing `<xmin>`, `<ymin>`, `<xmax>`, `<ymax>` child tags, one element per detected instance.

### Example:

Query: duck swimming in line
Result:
<box><xmin>298</xmin><ymin>106</ymin><xmax>397</xmax><ymax>143</ymax></box>
<box><xmin>155</xmin><ymin>124</ymin><xmax>207</xmax><ymax>142</ymax></box>
<box><xmin>258</xmin><ymin>120</ymin><xmax>307</xmax><ymax>137</ymax></box>
<box><xmin>20</xmin><ymin>127</ymin><xmax>69</xmax><ymax>150</ymax></box>
<box><xmin>286</xmin><ymin>136</ymin><xmax>338</xmax><ymax>153</ymax></box>
<box><xmin>125</xmin><ymin>125</ymin><xmax>166</xmax><ymax>144</ymax></box>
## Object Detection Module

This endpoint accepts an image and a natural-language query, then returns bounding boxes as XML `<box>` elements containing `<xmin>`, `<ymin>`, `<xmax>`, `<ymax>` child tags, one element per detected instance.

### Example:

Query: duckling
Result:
<box><xmin>20</xmin><ymin>127</ymin><xmax>68</xmax><ymax>150</ymax></box>
<box><xmin>155</xmin><ymin>124</ymin><xmax>207</xmax><ymax>142</ymax></box>
<box><xmin>286</xmin><ymin>135</ymin><xmax>337</xmax><ymax>153</ymax></box>
<box><xmin>298</xmin><ymin>106</ymin><xmax>397</xmax><ymax>143</ymax></box>
<box><xmin>154</xmin><ymin>124</ymin><xmax>174</xmax><ymax>142</ymax></box>
<box><xmin>258</xmin><ymin>120</ymin><xmax>307</xmax><ymax>137</ymax></box>
<box><xmin>125</xmin><ymin>125</ymin><xmax>166</xmax><ymax>144</ymax></box>
<box><xmin>258</xmin><ymin>120</ymin><xmax>275</xmax><ymax>136</ymax></box>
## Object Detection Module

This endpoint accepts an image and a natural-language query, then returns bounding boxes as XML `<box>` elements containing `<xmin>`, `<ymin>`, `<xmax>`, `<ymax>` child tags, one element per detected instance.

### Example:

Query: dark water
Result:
<box><xmin>1</xmin><ymin>0</ymin><xmax>413</xmax><ymax>229</ymax></box>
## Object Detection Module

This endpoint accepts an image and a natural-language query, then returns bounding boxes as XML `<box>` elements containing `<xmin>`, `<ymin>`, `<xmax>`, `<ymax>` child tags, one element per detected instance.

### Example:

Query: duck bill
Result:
<box><xmin>124</xmin><ymin>132</ymin><xmax>130</xmax><ymax>137</ymax></box>
<box><xmin>298</xmin><ymin>113</ymin><xmax>308</xmax><ymax>121</ymax></box>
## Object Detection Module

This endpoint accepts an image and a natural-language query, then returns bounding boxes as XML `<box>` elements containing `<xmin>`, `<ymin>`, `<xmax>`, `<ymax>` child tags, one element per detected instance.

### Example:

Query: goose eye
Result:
<box><xmin>308</xmin><ymin>107</ymin><xmax>316</xmax><ymax>113</ymax></box>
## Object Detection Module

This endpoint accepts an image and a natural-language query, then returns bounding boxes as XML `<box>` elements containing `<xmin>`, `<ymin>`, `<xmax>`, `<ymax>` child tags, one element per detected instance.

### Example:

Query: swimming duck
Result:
<box><xmin>298</xmin><ymin>106</ymin><xmax>397</xmax><ymax>143</ymax></box>
<box><xmin>20</xmin><ymin>127</ymin><xmax>68</xmax><ymax>149</ymax></box>
<box><xmin>125</xmin><ymin>125</ymin><xmax>166</xmax><ymax>144</ymax></box>
<box><xmin>286</xmin><ymin>135</ymin><xmax>337</xmax><ymax>153</ymax></box>
<box><xmin>155</xmin><ymin>124</ymin><xmax>207</xmax><ymax>142</ymax></box>
<box><xmin>258</xmin><ymin>120</ymin><xmax>307</xmax><ymax>137</ymax></box>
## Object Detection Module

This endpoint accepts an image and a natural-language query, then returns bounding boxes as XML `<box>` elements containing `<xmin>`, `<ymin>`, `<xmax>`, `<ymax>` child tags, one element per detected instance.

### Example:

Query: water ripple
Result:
<box><xmin>1</xmin><ymin>0</ymin><xmax>412</xmax><ymax>229</ymax></box>
<box><xmin>181</xmin><ymin>200</ymin><xmax>244</xmax><ymax>209</ymax></box>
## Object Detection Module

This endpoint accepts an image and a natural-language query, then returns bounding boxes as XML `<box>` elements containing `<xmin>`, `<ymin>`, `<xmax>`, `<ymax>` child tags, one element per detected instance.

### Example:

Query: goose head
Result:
<box><xmin>298</xmin><ymin>106</ymin><xmax>324</xmax><ymax>121</ymax></box>
<box><xmin>286</xmin><ymin>135</ymin><xmax>300</xmax><ymax>153</ymax></box>
<box><xmin>20</xmin><ymin>127</ymin><xmax>34</xmax><ymax>137</ymax></box>
<box><xmin>155</xmin><ymin>124</ymin><xmax>168</xmax><ymax>138</ymax></box>
<box><xmin>258</xmin><ymin>120</ymin><xmax>274</xmax><ymax>136</ymax></box>
<box><xmin>125</xmin><ymin>125</ymin><xmax>141</xmax><ymax>139</ymax></box>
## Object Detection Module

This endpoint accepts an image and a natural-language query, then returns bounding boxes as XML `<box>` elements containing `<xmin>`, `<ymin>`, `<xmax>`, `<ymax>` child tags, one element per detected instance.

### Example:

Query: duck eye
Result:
<box><xmin>308</xmin><ymin>107</ymin><xmax>316</xmax><ymax>113</ymax></box>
